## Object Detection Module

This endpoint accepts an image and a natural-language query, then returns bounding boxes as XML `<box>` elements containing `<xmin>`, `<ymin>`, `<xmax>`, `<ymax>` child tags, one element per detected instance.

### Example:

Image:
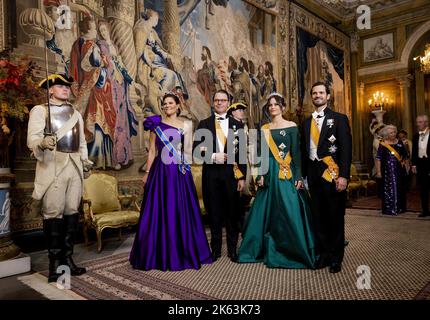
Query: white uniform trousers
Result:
<box><xmin>42</xmin><ymin>157</ymin><xmax>82</xmax><ymax>219</ymax></box>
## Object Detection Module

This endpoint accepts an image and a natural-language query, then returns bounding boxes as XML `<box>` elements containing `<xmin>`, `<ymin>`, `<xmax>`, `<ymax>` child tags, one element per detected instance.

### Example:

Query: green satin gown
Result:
<box><xmin>238</xmin><ymin>126</ymin><xmax>316</xmax><ymax>269</ymax></box>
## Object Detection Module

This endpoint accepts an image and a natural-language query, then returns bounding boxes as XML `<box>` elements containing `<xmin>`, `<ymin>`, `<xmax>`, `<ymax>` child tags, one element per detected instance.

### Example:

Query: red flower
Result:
<box><xmin>0</xmin><ymin>51</ymin><xmax>44</xmax><ymax>123</ymax></box>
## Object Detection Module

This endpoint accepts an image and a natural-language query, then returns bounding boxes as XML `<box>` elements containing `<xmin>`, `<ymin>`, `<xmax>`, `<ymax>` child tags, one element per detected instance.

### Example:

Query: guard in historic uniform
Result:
<box><xmin>27</xmin><ymin>74</ymin><xmax>92</xmax><ymax>282</ymax></box>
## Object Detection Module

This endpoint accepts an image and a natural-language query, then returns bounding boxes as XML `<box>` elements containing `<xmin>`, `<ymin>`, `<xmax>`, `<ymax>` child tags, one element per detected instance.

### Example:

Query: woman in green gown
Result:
<box><xmin>237</xmin><ymin>93</ymin><xmax>316</xmax><ymax>269</ymax></box>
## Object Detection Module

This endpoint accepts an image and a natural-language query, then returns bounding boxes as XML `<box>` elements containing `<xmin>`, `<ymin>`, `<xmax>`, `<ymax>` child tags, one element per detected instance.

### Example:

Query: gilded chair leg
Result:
<box><xmin>97</xmin><ymin>229</ymin><xmax>103</xmax><ymax>253</ymax></box>
<box><xmin>83</xmin><ymin>224</ymin><xmax>89</xmax><ymax>246</ymax></box>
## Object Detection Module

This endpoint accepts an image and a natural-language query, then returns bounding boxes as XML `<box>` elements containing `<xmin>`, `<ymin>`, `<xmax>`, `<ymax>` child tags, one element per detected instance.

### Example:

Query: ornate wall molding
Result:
<box><xmin>313</xmin><ymin>0</ymin><xmax>415</xmax><ymax>22</ymax></box>
<box><xmin>358</xmin><ymin>20</ymin><xmax>430</xmax><ymax>77</ymax></box>
<box><xmin>289</xmin><ymin>3</ymin><xmax>351</xmax><ymax>119</ymax></box>
<box><xmin>278</xmin><ymin>0</ymin><xmax>289</xmax><ymax>101</ymax></box>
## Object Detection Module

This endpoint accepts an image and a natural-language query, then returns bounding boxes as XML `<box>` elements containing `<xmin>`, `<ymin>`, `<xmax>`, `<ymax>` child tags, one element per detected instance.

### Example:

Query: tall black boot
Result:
<box><xmin>43</xmin><ymin>219</ymin><xmax>64</xmax><ymax>283</ymax></box>
<box><xmin>62</xmin><ymin>214</ymin><xmax>86</xmax><ymax>276</ymax></box>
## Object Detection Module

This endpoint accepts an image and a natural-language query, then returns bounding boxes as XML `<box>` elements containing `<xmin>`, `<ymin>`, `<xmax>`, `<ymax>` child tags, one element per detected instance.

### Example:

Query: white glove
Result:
<box><xmin>82</xmin><ymin>159</ymin><xmax>94</xmax><ymax>172</ymax></box>
<box><xmin>212</xmin><ymin>153</ymin><xmax>228</xmax><ymax>164</ymax></box>
<box><xmin>82</xmin><ymin>159</ymin><xmax>94</xmax><ymax>179</ymax></box>
<box><xmin>39</xmin><ymin>135</ymin><xmax>56</xmax><ymax>151</ymax></box>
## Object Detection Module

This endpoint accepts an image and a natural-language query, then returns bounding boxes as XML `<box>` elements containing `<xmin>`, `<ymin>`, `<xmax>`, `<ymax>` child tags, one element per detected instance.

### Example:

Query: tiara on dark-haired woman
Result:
<box><xmin>267</xmin><ymin>92</ymin><xmax>284</xmax><ymax>99</ymax></box>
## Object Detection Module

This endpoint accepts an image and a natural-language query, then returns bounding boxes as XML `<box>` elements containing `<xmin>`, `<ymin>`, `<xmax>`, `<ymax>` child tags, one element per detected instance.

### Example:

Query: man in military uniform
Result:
<box><xmin>27</xmin><ymin>74</ymin><xmax>92</xmax><ymax>282</ymax></box>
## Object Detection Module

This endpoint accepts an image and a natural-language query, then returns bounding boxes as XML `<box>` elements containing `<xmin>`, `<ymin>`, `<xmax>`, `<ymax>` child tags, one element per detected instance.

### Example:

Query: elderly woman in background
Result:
<box><xmin>375</xmin><ymin>125</ymin><xmax>409</xmax><ymax>215</ymax></box>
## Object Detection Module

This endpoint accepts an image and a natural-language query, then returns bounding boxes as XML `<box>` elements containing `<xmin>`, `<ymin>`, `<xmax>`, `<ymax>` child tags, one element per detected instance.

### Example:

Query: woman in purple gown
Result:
<box><xmin>375</xmin><ymin>125</ymin><xmax>408</xmax><ymax>215</ymax></box>
<box><xmin>129</xmin><ymin>93</ymin><xmax>212</xmax><ymax>271</ymax></box>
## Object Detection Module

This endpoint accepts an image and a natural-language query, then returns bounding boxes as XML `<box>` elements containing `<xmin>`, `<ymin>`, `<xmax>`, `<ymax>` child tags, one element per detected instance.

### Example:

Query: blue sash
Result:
<box><xmin>155</xmin><ymin>126</ymin><xmax>191</xmax><ymax>174</ymax></box>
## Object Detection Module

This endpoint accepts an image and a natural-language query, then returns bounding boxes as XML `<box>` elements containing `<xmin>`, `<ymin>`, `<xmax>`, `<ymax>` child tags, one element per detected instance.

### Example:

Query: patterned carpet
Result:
<box><xmin>43</xmin><ymin>213</ymin><xmax>430</xmax><ymax>300</ymax></box>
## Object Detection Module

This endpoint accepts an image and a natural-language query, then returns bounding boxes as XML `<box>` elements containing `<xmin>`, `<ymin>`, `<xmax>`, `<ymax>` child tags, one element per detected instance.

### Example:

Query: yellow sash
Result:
<box><xmin>322</xmin><ymin>156</ymin><xmax>339</xmax><ymax>182</ymax></box>
<box><xmin>310</xmin><ymin>118</ymin><xmax>320</xmax><ymax>147</ymax></box>
<box><xmin>215</xmin><ymin>118</ymin><xmax>227</xmax><ymax>148</ymax></box>
<box><xmin>311</xmin><ymin>118</ymin><xmax>339</xmax><ymax>182</ymax></box>
<box><xmin>261</xmin><ymin>124</ymin><xmax>292</xmax><ymax>180</ymax></box>
<box><xmin>215</xmin><ymin>118</ymin><xmax>244</xmax><ymax>180</ymax></box>
<box><xmin>309</xmin><ymin>118</ymin><xmax>339</xmax><ymax>182</ymax></box>
<box><xmin>379</xmin><ymin>141</ymin><xmax>402</xmax><ymax>163</ymax></box>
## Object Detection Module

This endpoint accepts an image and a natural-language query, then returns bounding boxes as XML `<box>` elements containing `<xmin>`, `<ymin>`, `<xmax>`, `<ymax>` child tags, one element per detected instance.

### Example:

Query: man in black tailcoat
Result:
<box><xmin>301</xmin><ymin>81</ymin><xmax>352</xmax><ymax>273</ymax></box>
<box><xmin>193</xmin><ymin>90</ymin><xmax>247</xmax><ymax>262</ymax></box>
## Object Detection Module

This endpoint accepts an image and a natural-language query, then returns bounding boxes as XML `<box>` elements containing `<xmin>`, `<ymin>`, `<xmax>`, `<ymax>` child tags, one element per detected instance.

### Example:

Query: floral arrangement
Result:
<box><xmin>0</xmin><ymin>50</ymin><xmax>44</xmax><ymax>135</ymax></box>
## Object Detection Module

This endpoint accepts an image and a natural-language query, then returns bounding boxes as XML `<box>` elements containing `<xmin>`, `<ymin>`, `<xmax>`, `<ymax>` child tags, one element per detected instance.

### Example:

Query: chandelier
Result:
<box><xmin>414</xmin><ymin>43</ymin><xmax>430</xmax><ymax>74</ymax></box>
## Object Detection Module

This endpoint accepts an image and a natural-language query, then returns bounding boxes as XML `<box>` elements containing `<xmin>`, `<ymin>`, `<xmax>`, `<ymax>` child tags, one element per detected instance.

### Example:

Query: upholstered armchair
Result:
<box><xmin>357</xmin><ymin>171</ymin><xmax>377</xmax><ymax>196</ymax></box>
<box><xmin>347</xmin><ymin>164</ymin><xmax>362</xmax><ymax>198</ymax></box>
<box><xmin>83</xmin><ymin>173</ymin><xmax>140</xmax><ymax>252</ymax></box>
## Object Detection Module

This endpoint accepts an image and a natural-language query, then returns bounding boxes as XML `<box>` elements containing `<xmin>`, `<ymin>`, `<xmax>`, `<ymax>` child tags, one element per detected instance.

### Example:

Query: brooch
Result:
<box><xmin>327</xmin><ymin>119</ymin><xmax>334</xmax><ymax>128</ymax></box>
<box><xmin>280</xmin><ymin>130</ymin><xmax>286</xmax><ymax>136</ymax></box>
<box><xmin>279</xmin><ymin>151</ymin><xmax>285</xmax><ymax>158</ymax></box>
<box><xmin>233</xmin><ymin>138</ymin><xmax>239</xmax><ymax>146</ymax></box>
<box><xmin>278</xmin><ymin>143</ymin><xmax>286</xmax><ymax>151</ymax></box>
<box><xmin>329</xmin><ymin>145</ymin><xmax>337</xmax><ymax>154</ymax></box>
<box><xmin>328</xmin><ymin>135</ymin><xmax>336</xmax><ymax>143</ymax></box>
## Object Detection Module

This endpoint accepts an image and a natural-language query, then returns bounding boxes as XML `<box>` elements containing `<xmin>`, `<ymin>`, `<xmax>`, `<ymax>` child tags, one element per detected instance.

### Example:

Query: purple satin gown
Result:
<box><xmin>129</xmin><ymin>115</ymin><xmax>212</xmax><ymax>271</ymax></box>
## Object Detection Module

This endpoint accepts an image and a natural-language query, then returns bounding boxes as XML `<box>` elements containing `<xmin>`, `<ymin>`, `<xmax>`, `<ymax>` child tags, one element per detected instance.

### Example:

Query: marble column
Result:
<box><xmin>162</xmin><ymin>0</ymin><xmax>181</xmax><ymax>72</ymax></box>
<box><xmin>397</xmin><ymin>75</ymin><xmax>414</xmax><ymax>136</ymax></box>
<box><xmin>415</xmin><ymin>68</ymin><xmax>425</xmax><ymax>116</ymax></box>
<box><xmin>264</xmin><ymin>13</ymin><xmax>272</xmax><ymax>46</ymax></box>
<box><xmin>350</xmin><ymin>32</ymin><xmax>366</xmax><ymax>165</ymax></box>
<box><xmin>356</xmin><ymin>82</ymin><xmax>365</xmax><ymax>162</ymax></box>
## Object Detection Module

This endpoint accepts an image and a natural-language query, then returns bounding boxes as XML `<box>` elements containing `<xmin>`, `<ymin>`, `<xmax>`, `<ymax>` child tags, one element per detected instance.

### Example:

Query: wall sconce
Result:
<box><xmin>368</xmin><ymin>91</ymin><xmax>390</xmax><ymax>111</ymax></box>
<box><xmin>368</xmin><ymin>91</ymin><xmax>389</xmax><ymax>124</ymax></box>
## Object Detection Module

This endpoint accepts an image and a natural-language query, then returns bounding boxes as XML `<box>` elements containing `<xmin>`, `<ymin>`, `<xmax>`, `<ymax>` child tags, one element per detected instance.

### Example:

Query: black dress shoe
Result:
<box><xmin>314</xmin><ymin>258</ymin><xmax>329</xmax><ymax>269</ymax></box>
<box><xmin>212</xmin><ymin>252</ymin><xmax>221</xmax><ymax>262</ymax></box>
<box><xmin>228</xmin><ymin>253</ymin><xmax>238</xmax><ymax>262</ymax></box>
<box><xmin>329</xmin><ymin>263</ymin><xmax>342</xmax><ymax>273</ymax></box>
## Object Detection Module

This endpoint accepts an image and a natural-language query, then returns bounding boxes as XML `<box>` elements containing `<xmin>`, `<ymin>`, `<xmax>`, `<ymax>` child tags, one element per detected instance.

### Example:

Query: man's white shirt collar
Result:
<box><xmin>419</xmin><ymin>128</ymin><xmax>429</xmax><ymax>135</ymax></box>
<box><xmin>312</xmin><ymin>106</ymin><xmax>327</xmax><ymax>119</ymax></box>
<box><xmin>215</xmin><ymin>112</ymin><xmax>227</xmax><ymax>120</ymax></box>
